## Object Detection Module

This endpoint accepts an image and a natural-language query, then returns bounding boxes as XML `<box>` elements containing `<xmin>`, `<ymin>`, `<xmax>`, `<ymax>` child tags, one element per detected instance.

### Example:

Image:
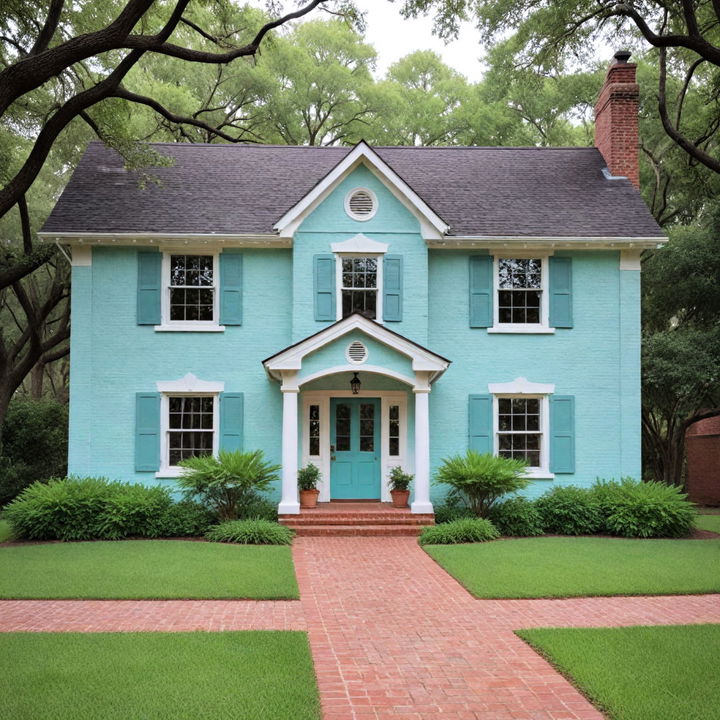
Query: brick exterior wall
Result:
<box><xmin>686</xmin><ymin>416</ymin><xmax>720</xmax><ymax>506</ymax></box>
<box><xmin>594</xmin><ymin>54</ymin><xmax>640</xmax><ymax>189</ymax></box>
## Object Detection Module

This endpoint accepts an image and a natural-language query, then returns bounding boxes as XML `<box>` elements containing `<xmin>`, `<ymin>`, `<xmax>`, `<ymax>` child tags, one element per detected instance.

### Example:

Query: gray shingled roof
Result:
<box><xmin>41</xmin><ymin>142</ymin><xmax>664</xmax><ymax>238</ymax></box>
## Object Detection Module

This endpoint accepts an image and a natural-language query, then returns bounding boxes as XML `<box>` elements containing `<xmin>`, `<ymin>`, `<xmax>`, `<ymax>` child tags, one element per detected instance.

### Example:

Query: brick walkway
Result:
<box><xmin>2</xmin><ymin>537</ymin><xmax>719</xmax><ymax>720</ymax></box>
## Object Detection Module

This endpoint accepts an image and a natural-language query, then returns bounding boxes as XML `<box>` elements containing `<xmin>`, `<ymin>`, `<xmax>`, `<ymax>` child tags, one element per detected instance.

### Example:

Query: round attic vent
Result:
<box><xmin>345</xmin><ymin>188</ymin><xmax>377</xmax><ymax>221</ymax></box>
<box><xmin>346</xmin><ymin>340</ymin><xmax>368</xmax><ymax>364</ymax></box>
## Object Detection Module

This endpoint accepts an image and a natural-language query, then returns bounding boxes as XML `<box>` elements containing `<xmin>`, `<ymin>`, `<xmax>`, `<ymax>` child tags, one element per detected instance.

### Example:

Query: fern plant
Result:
<box><xmin>177</xmin><ymin>450</ymin><xmax>280</xmax><ymax>521</ymax></box>
<box><xmin>434</xmin><ymin>451</ymin><xmax>529</xmax><ymax>517</ymax></box>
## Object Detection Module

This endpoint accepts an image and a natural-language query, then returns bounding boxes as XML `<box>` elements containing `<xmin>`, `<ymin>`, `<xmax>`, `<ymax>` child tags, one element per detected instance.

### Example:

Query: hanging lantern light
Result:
<box><xmin>350</xmin><ymin>372</ymin><xmax>361</xmax><ymax>395</ymax></box>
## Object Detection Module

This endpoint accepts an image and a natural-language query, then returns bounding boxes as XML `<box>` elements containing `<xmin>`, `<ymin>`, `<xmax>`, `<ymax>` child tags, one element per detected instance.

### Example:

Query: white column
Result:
<box><xmin>278</xmin><ymin>373</ymin><xmax>300</xmax><ymax>515</ymax></box>
<box><xmin>412</xmin><ymin>374</ymin><xmax>433</xmax><ymax>514</ymax></box>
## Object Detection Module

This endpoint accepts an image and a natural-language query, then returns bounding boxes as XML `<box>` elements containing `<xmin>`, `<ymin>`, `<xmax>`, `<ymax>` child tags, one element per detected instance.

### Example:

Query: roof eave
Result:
<box><xmin>37</xmin><ymin>231</ymin><xmax>288</xmax><ymax>247</ymax></box>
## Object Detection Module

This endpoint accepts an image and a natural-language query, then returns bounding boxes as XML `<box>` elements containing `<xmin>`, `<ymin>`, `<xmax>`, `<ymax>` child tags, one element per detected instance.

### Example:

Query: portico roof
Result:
<box><xmin>262</xmin><ymin>314</ymin><xmax>451</xmax><ymax>385</ymax></box>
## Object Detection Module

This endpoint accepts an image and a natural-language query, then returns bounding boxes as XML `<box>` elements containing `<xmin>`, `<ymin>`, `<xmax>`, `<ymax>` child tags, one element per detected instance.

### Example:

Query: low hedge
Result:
<box><xmin>488</xmin><ymin>496</ymin><xmax>544</xmax><ymax>536</ymax></box>
<box><xmin>535</xmin><ymin>485</ymin><xmax>604</xmax><ymax>536</ymax></box>
<box><xmin>4</xmin><ymin>477</ymin><xmax>216</xmax><ymax>541</ymax></box>
<box><xmin>205</xmin><ymin>519</ymin><xmax>294</xmax><ymax>545</ymax></box>
<box><xmin>419</xmin><ymin>517</ymin><xmax>499</xmax><ymax>545</ymax></box>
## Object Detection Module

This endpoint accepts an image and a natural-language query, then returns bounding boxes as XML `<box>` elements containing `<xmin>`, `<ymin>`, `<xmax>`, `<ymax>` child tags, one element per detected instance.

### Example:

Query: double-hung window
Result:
<box><xmin>340</xmin><ymin>256</ymin><xmax>378</xmax><ymax>319</ymax></box>
<box><xmin>167</xmin><ymin>396</ymin><xmax>216</xmax><ymax>466</ymax></box>
<box><xmin>169</xmin><ymin>254</ymin><xmax>215</xmax><ymax>322</ymax></box>
<box><xmin>497</xmin><ymin>397</ymin><xmax>541</xmax><ymax>468</ymax></box>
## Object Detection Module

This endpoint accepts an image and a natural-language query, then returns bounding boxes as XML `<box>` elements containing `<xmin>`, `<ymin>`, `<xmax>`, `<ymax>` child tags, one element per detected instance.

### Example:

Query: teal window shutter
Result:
<box><xmin>137</xmin><ymin>252</ymin><xmax>161</xmax><ymax>325</ymax></box>
<box><xmin>469</xmin><ymin>255</ymin><xmax>492</xmax><ymax>327</ymax></box>
<box><xmin>220</xmin><ymin>252</ymin><xmax>243</xmax><ymax>326</ymax></box>
<box><xmin>220</xmin><ymin>392</ymin><xmax>244</xmax><ymax>452</ymax></box>
<box><xmin>135</xmin><ymin>392</ymin><xmax>160</xmax><ymax>471</ymax></box>
<box><xmin>550</xmin><ymin>395</ymin><xmax>575</xmax><ymax>473</ymax></box>
<box><xmin>468</xmin><ymin>394</ymin><xmax>493</xmax><ymax>453</ymax></box>
<box><xmin>549</xmin><ymin>256</ymin><xmax>573</xmax><ymax>328</ymax></box>
<box><xmin>383</xmin><ymin>255</ymin><xmax>403</xmax><ymax>322</ymax></box>
<box><xmin>314</xmin><ymin>254</ymin><xmax>336</xmax><ymax>322</ymax></box>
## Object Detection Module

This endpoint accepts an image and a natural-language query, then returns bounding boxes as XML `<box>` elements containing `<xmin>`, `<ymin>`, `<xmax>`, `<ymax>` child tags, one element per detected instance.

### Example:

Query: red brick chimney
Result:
<box><xmin>594</xmin><ymin>50</ymin><xmax>640</xmax><ymax>188</ymax></box>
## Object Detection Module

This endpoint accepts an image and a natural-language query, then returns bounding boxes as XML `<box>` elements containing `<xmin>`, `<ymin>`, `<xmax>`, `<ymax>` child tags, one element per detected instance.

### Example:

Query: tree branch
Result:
<box><xmin>30</xmin><ymin>0</ymin><xmax>66</xmax><ymax>56</ymax></box>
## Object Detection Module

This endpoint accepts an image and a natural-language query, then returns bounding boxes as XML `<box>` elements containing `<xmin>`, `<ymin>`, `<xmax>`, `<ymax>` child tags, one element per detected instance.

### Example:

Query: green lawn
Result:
<box><xmin>518</xmin><ymin>624</ymin><xmax>720</xmax><ymax>720</ymax></box>
<box><xmin>424</xmin><ymin>537</ymin><xmax>720</xmax><ymax>598</ymax></box>
<box><xmin>0</xmin><ymin>631</ymin><xmax>320</xmax><ymax>720</ymax></box>
<box><xmin>0</xmin><ymin>540</ymin><xmax>298</xmax><ymax>599</ymax></box>
<box><xmin>697</xmin><ymin>514</ymin><xmax>720</xmax><ymax>533</ymax></box>
<box><xmin>0</xmin><ymin>519</ymin><xmax>12</xmax><ymax>542</ymax></box>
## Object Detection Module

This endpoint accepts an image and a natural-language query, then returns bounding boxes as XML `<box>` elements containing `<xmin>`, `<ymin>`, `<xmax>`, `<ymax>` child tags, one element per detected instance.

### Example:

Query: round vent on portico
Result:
<box><xmin>345</xmin><ymin>188</ymin><xmax>377</xmax><ymax>220</ymax></box>
<box><xmin>346</xmin><ymin>340</ymin><xmax>368</xmax><ymax>364</ymax></box>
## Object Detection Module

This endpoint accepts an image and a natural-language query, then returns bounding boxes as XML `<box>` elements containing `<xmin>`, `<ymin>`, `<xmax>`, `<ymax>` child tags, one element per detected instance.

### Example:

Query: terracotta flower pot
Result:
<box><xmin>390</xmin><ymin>489</ymin><xmax>410</xmax><ymax>508</ymax></box>
<box><xmin>299</xmin><ymin>488</ymin><xmax>320</xmax><ymax>509</ymax></box>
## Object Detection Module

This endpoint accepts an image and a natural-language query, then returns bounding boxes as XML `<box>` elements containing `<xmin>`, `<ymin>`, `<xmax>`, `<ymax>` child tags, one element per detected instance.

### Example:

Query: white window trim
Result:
<box><xmin>155</xmin><ymin>249</ymin><xmax>223</xmax><ymax>332</ymax></box>
<box><xmin>344</xmin><ymin>187</ymin><xmax>378</xmax><ymax>222</ymax></box>
<box><xmin>489</xmin><ymin>253</ymin><xmax>555</xmax><ymax>334</ymax></box>
<box><xmin>335</xmin><ymin>254</ymin><xmax>384</xmax><ymax>323</ymax></box>
<box><xmin>156</xmin><ymin>391</ymin><xmax>220</xmax><ymax>478</ymax></box>
<box><xmin>491</xmin><ymin>393</ymin><xmax>554</xmax><ymax>479</ymax></box>
<box><xmin>301</xmin><ymin>391</ymin><xmax>409</xmax><ymax>503</ymax></box>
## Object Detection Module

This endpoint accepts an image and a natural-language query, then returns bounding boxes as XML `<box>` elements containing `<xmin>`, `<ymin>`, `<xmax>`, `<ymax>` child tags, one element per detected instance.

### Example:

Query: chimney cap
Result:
<box><xmin>613</xmin><ymin>50</ymin><xmax>632</xmax><ymax>64</ymax></box>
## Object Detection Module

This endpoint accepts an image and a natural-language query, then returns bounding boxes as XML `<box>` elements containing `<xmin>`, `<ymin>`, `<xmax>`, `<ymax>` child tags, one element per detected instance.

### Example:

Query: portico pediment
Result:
<box><xmin>262</xmin><ymin>313</ymin><xmax>450</xmax><ymax>387</ymax></box>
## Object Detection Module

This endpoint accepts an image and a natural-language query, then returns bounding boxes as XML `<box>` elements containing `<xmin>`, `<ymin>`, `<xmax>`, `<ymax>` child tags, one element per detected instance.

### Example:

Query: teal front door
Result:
<box><xmin>330</xmin><ymin>398</ymin><xmax>381</xmax><ymax>500</ymax></box>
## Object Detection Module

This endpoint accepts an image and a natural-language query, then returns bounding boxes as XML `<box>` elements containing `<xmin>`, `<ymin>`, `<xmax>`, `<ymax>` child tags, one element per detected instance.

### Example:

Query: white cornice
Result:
<box><xmin>488</xmin><ymin>377</ymin><xmax>555</xmax><ymax>395</ymax></box>
<box><xmin>156</xmin><ymin>373</ymin><xmax>225</xmax><ymax>393</ymax></box>
<box><xmin>330</xmin><ymin>234</ymin><xmax>389</xmax><ymax>254</ymax></box>
<box><xmin>273</xmin><ymin>141</ymin><xmax>449</xmax><ymax>239</ymax></box>
<box><xmin>428</xmin><ymin>235</ymin><xmax>666</xmax><ymax>250</ymax></box>
<box><xmin>38</xmin><ymin>231</ymin><xmax>289</xmax><ymax>248</ymax></box>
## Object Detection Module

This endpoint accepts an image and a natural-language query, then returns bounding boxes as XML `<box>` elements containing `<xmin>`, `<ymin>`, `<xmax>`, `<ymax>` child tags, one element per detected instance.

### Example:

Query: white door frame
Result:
<box><xmin>301</xmin><ymin>390</ymin><xmax>410</xmax><ymax>502</ymax></box>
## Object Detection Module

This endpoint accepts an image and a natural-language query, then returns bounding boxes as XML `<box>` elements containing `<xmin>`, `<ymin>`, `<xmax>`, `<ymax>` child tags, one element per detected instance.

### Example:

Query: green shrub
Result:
<box><xmin>0</xmin><ymin>399</ymin><xmax>68</xmax><ymax>506</ymax></box>
<box><xmin>434</xmin><ymin>451</ymin><xmax>529</xmax><ymax>517</ymax></box>
<box><xmin>297</xmin><ymin>463</ymin><xmax>321</xmax><ymax>491</ymax></box>
<box><xmin>592</xmin><ymin>478</ymin><xmax>696</xmax><ymax>538</ymax></box>
<box><xmin>489</xmin><ymin>497</ymin><xmax>544</xmax><ymax>536</ymax></box>
<box><xmin>433</xmin><ymin>489</ymin><xmax>475</xmax><ymax>524</ymax></box>
<box><xmin>419</xmin><ymin>517</ymin><xmax>499</xmax><ymax>545</ymax></box>
<box><xmin>535</xmin><ymin>486</ymin><xmax>603</xmax><ymax>535</ymax></box>
<box><xmin>205</xmin><ymin>519</ymin><xmax>294</xmax><ymax>545</ymax></box>
<box><xmin>388</xmin><ymin>466</ymin><xmax>413</xmax><ymax>491</ymax></box>
<box><xmin>4</xmin><ymin>478</ymin><xmax>214</xmax><ymax>541</ymax></box>
<box><xmin>238</xmin><ymin>496</ymin><xmax>278</xmax><ymax>522</ymax></box>
<box><xmin>177</xmin><ymin>450</ymin><xmax>280</xmax><ymax>521</ymax></box>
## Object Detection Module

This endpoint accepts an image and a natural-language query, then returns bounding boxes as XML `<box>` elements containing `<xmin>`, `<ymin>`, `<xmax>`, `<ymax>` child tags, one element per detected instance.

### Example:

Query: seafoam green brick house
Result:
<box><xmin>40</xmin><ymin>53</ymin><xmax>665</xmax><ymax>517</ymax></box>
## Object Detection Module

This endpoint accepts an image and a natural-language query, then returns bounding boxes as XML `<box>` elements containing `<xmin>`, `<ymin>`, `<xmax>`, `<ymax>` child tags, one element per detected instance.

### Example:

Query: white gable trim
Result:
<box><xmin>330</xmin><ymin>234</ymin><xmax>389</xmax><ymax>254</ymax></box>
<box><xmin>263</xmin><ymin>314</ymin><xmax>449</xmax><ymax>383</ymax></box>
<box><xmin>487</xmin><ymin>377</ymin><xmax>555</xmax><ymax>395</ymax></box>
<box><xmin>273</xmin><ymin>141</ymin><xmax>449</xmax><ymax>240</ymax></box>
<box><xmin>156</xmin><ymin>373</ymin><xmax>225</xmax><ymax>394</ymax></box>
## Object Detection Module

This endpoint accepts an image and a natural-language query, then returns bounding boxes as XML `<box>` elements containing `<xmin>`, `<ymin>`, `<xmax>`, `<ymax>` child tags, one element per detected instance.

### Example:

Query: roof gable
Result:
<box><xmin>273</xmin><ymin>141</ymin><xmax>449</xmax><ymax>240</ymax></box>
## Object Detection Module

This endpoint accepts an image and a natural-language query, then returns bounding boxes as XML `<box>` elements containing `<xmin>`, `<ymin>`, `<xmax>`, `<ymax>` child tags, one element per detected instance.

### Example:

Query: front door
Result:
<box><xmin>330</xmin><ymin>398</ymin><xmax>380</xmax><ymax>500</ymax></box>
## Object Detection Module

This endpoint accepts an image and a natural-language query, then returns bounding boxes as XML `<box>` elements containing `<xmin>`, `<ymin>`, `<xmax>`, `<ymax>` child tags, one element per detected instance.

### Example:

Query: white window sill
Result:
<box><xmin>154</xmin><ymin>324</ymin><xmax>225</xmax><ymax>333</ymax></box>
<box><xmin>155</xmin><ymin>467</ymin><xmax>184</xmax><ymax>478</ymax></box>
<box><xmin>487</xmin><ymin>325</ymin><xmax>555</xmax><ymax>334</ymax></box>
<box><xmin>524</xmin><ymin>469</ymin><xmax>555</xmax><ymax>480</ymax></box>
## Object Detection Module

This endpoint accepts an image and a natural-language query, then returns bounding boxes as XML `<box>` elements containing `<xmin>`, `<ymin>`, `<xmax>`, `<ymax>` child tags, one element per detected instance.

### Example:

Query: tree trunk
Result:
<box><xmin>30</xmin><ymin>362</ymin><xmax>45</xmax><ymax>399</ymax></box>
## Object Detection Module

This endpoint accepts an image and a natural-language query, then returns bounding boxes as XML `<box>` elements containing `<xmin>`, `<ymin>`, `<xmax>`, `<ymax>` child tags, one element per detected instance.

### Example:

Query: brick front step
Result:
<box><xmin>279</xmin><ymin>514</ymin><xmax>434</xmax><ymax>526</ymax></box>
<box><xmin>283</xmin><ymin>524</ymin><xmax>428</xmax><ymax>537</ymax></box>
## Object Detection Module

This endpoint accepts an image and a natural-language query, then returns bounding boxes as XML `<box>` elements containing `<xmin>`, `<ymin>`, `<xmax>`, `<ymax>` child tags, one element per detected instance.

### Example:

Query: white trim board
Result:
<box><xmin>273</xmin><ymin>141</ymin><xmax>449</xmax><ymax>240</ymax></box>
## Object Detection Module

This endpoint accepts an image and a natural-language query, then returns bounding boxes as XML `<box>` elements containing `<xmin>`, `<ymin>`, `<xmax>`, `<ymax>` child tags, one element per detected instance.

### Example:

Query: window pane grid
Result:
<box><xmin>169</xmin><ymin>255</ymin><xmax>214</xmax><ymax>322</ymax></box>
<box><xmin>498</xmin><ymin>258</ymin><xmax>542</xmax><ymax>324</ymax></box>
<box><xmin>389</xmin><ymin>404</ymin><xmax>400</xmax><ymax>457</ymax></box>
<box><xmin>341</xmin><ymin>256</ymin><xmax>377</xmax><ymax>319</ymax></box>
<box><xmin>497</xmin><ymin>397</ymin><xmax>541</xmax><ymax>467</ymax></box>
<box><xmin>360</xmin><ymin>403</ymin><xmax>375</xmax><ymax>452</ymax></box>
<box><xmin>309</xmin><ymin>404</ymin><xmax>320</xmax><ymax>457</ymax></box>
<box><xmin>168</xmin><ymin>396</ymin><xmax>214</xmax><ymax>466</ymax></box>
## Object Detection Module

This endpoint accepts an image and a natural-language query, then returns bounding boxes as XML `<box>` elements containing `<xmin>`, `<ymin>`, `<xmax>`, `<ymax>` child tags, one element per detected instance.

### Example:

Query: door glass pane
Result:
<box><xmin>309</xmin><ymin>404</ymin><xmax>320</xmax><ymax>456</ymax></box>
<box><xmin>335</xmin><ymin>403</ymin><xmax>351</xmax><ymax>451</ymax></box>
<box><xmin>359</xmin><ymin>403</ymin><xmax>374</xmax><ymax>452</ymax></box>
<box><xmin>389</xmin><ymin>405</ymin><xmax>400</xmax><ymax>456</ymax></box>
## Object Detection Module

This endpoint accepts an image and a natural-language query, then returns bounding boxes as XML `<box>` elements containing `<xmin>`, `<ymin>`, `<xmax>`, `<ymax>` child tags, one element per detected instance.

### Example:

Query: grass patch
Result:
<box><xmin>0</xmin><ymin>631</ymin><xmax>319</xmax><ymax>720</ymax></box>
<box><xmin>0</xmin><ymin>540</ymin><xmax>298</xmax><ymax>599</ymax></box>
<box><xmin>424</xmin><ymin>537</ymin><xmax>720</xmax><ymax>598</ymax></box>
<box><xmin>517</xmin><ymin>624</ymin><xmax>720</xmax><ymax>720</ymax></box>
<box><xmin>696</xmin><ymin>514</ymin><xmax>720</xmax><ymax>533</ymax></box>
<box><xmin>0</xmin><ymin>519</ymin><xmax>12</xmax><ymax>542</ymax></box>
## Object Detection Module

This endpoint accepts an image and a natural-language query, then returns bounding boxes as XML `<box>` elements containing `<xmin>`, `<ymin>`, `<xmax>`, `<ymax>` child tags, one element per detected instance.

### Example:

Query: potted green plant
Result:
<box><xmin>388</xmin><ymin>466</ymin><xmax>413</xmax><ymax>508</ymax></box>
<box><xmin>298</xmin><ymin>463</ymin><xmax>321</xmax><ymax>509</ymax></box>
